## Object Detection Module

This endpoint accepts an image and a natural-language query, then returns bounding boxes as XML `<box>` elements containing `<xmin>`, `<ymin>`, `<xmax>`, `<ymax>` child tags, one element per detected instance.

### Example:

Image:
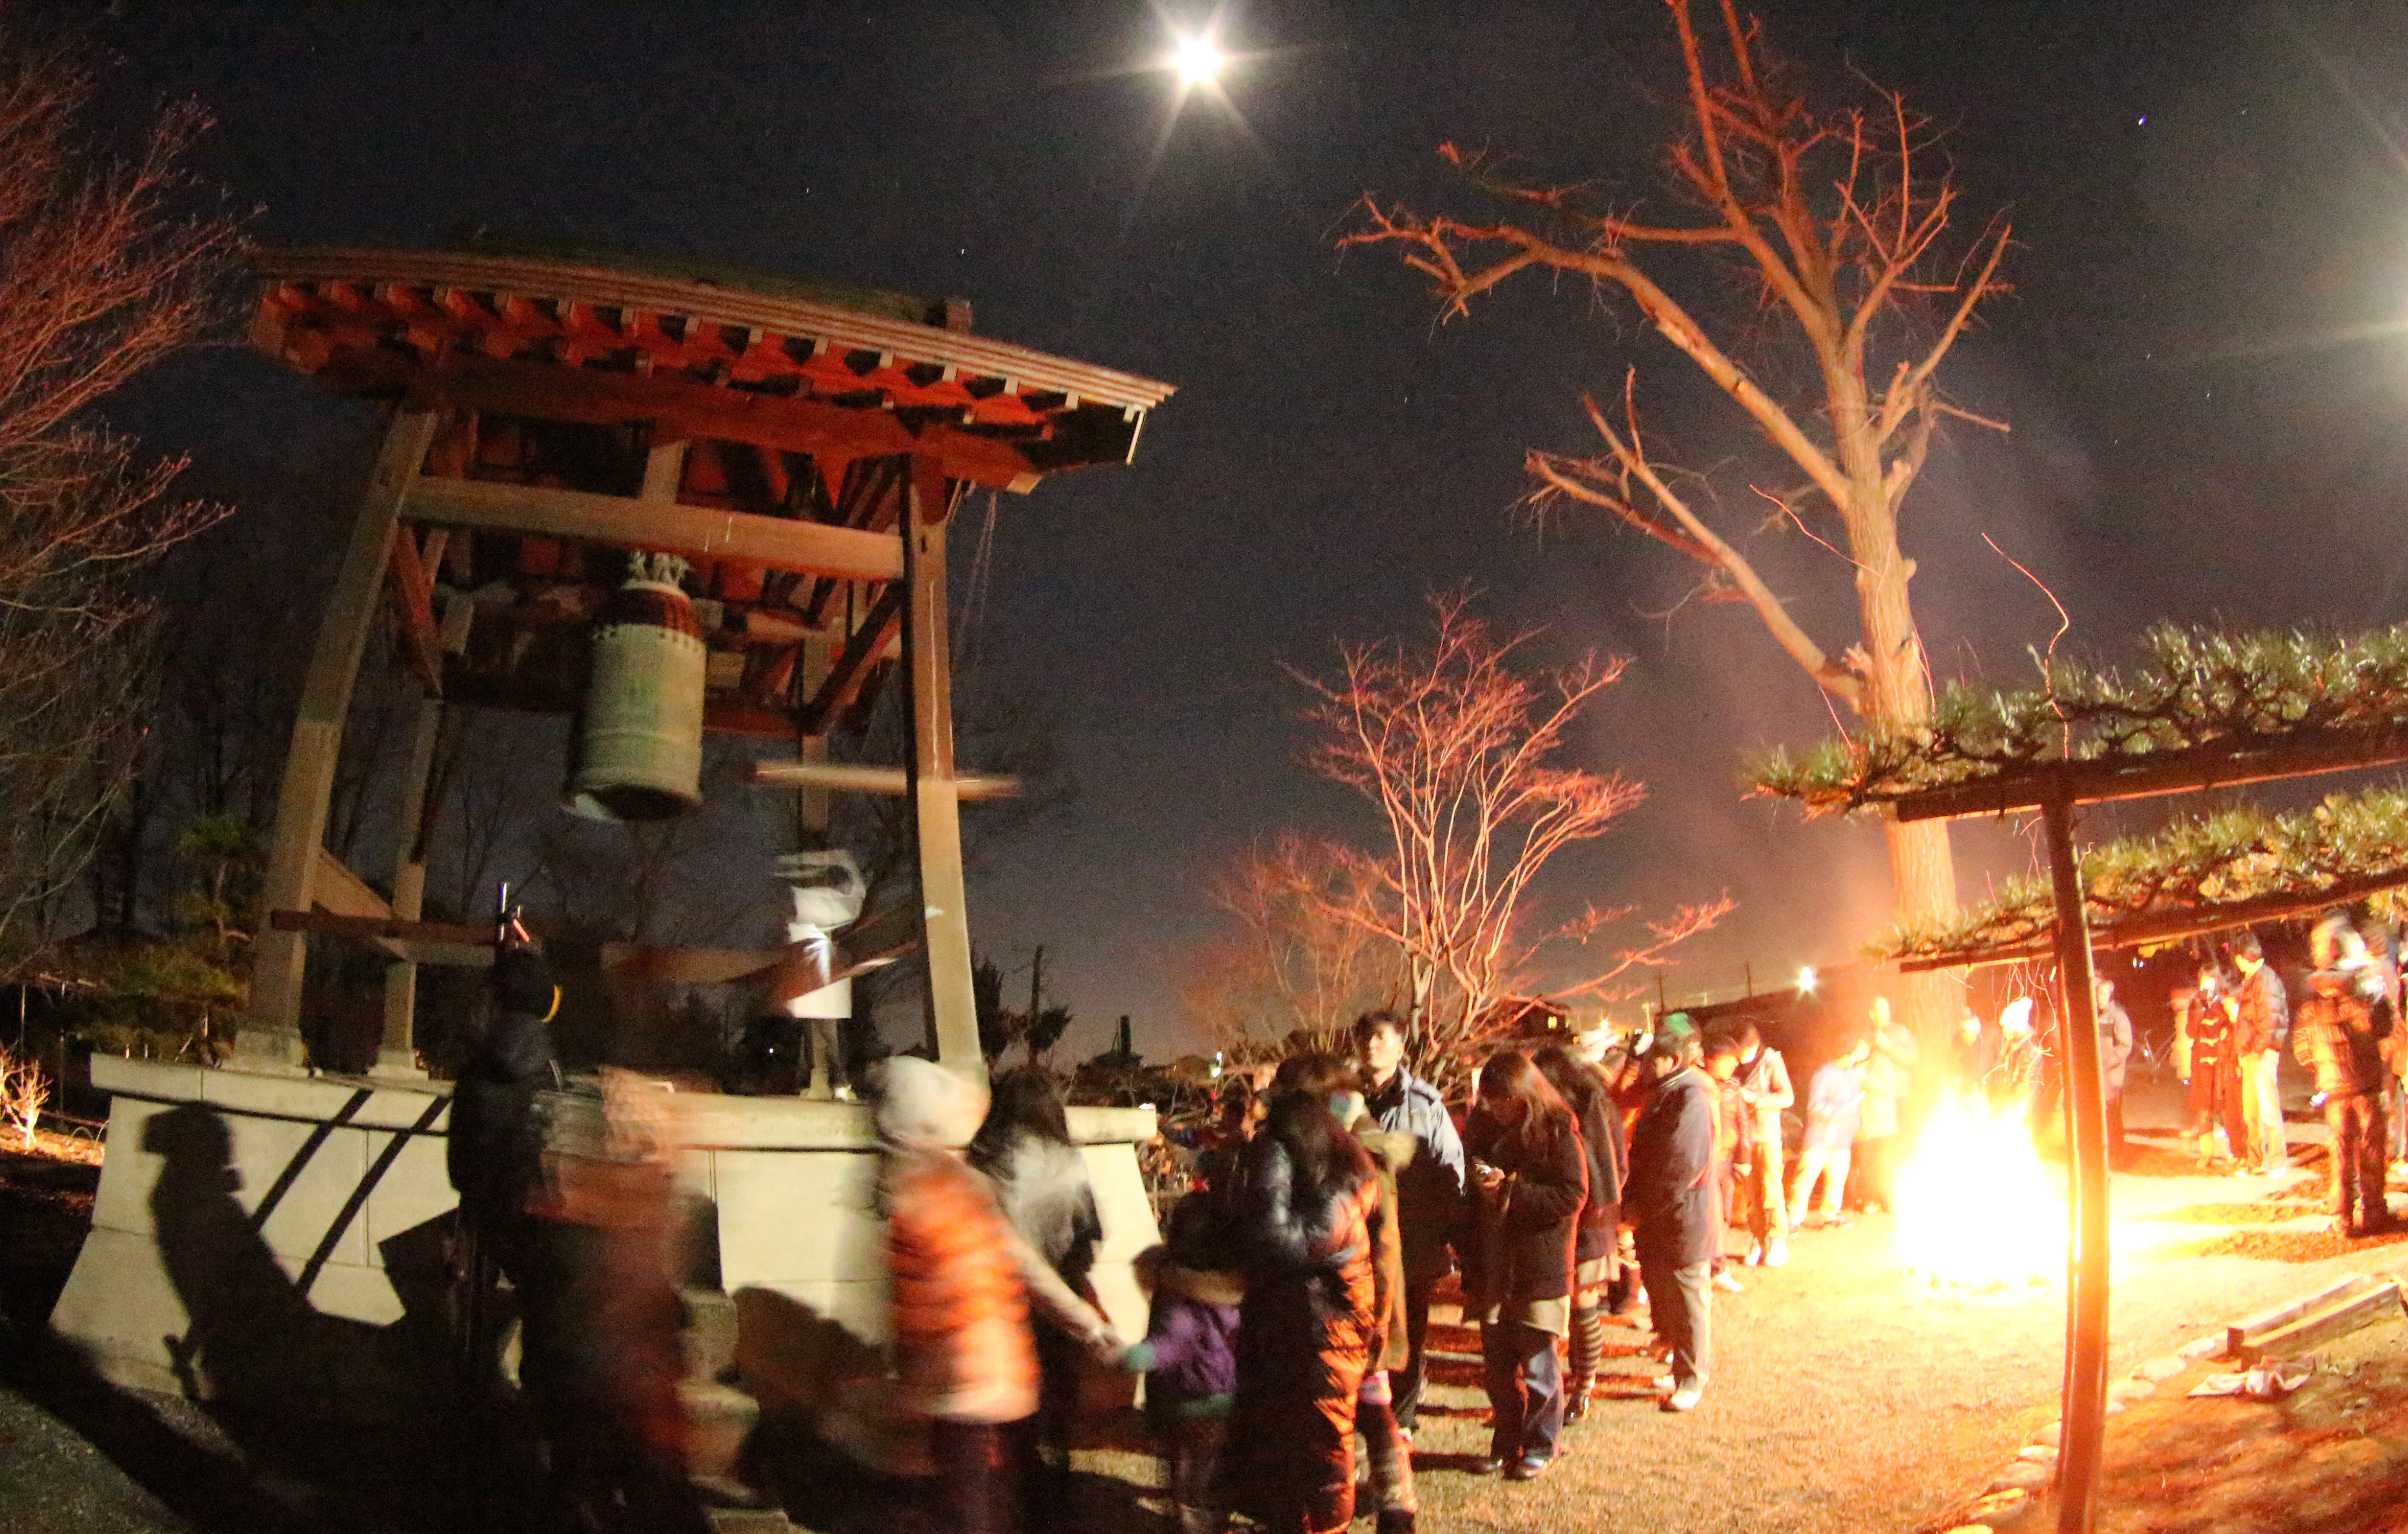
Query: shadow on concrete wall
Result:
<box><xmin>130</xmin><ymin>1101</ymin><xmax>549</xmax><ymax>1531</ymax></box>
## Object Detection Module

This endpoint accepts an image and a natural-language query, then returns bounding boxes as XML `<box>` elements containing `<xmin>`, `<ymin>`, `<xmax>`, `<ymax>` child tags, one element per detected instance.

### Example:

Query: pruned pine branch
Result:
<box><xmin>1880</xmin><ymin>786</ymin><xmax>2408</xmax><ymax>965</ymax></box>
<box><xmin>1753</xmin><ymin>624</ymin><xmax>2408</xmax><ymax>817</ymax></box>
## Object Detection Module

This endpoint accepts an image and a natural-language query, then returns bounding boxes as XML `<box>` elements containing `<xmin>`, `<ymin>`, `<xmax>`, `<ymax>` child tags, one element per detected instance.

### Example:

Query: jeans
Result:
<box><xmin>2241</xmin><ymin>1049</ymin><xmax>2287</xmax><ymax>1171</ymax></box>
<box><xmin>1480</xmin><ymin>1321</ymin><xmax>1565</xmax><ymax>1464</ymax></box>
<box><xmin>1639</xmin><ymin>1257</ymin><xmax>1712</xmax><ymax>1390</ymax></box>
<box><xmin>1789</xmin><ymin>1146</ymin><xmax>1851</xmax><ymax>1225</ymax></box>
<box><xmin>1390</xmin><ymin>1278</ymin><xmax>1436</xmax><ymax>1433</ymax></box>
<box><xmin>927</xmin><ymin>1418</ymin><xmax>1025</xmax><ymax>1534</ymax></box>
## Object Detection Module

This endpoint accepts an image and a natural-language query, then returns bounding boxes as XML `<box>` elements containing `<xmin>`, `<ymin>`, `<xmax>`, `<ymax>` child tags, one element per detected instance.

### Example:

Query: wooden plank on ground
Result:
<box><xmin>2233</xmin><ymin>1280</ymin><xmax>2406</xmax><ymax>1363</ymax></box>
<box><xmin>2228</xmin><ymin>1272</ymin><xmax>2385</xmax><ymax>1358</ymax></box>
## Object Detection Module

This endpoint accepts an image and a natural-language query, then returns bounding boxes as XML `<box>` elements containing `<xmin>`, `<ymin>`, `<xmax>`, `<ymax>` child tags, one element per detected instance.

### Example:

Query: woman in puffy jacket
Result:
<box><xmin>1217</xmin><ymin>1073</ymin><xmax>1381</xmax><ymax>1534</ymax></box>
<box><xmin>1462</xmin><ymin>1050</ymin><xmax>1588</xmax><ymax>1481</ymax></box>
<box><xmin>1534</xmin><ymin>1044</ymin><xmax>1622</xmax><ymax>1423</ymax></box>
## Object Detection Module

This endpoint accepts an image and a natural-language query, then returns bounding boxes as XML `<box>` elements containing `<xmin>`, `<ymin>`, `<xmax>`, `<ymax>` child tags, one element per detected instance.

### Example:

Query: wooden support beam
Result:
<box><xmin>2044</xmin><ymin>791</ymin><xmax>2111</xmax><ymax>1534</ymax></box>
<box><xmin>903</xmin><ymin>455</ymin><xmax>981</xmax><ymax>1080</ymax></box>
<box><xmin>378</xmin><ymin>696</ymin><xmax>444</xmax><ymax>1077</ymax></box>
<box><xmin>243</xmin><ymin>410</ymin><xmax>441</xmax><ymax>1068</ymax></box>
<box><xmin>1890</xmin><ymin>727</ymin><xmax>2408</xmax><ymax>825</ymax></box>
<box><xmin>797</xmin><ymin>583</ymin><xmax>903</xmax><ymax>734</ymax></box>
<box><xmin>386</xmin><ymin>524</ymin><xmax>445</xmax><ymax>695</ymax></box>
<box><xmin>271</xmin><ymin>910</ymin><xmax>494</xmax><ymax>946</ymax></box>
<box><xmin>751</xmin><ymin>760</ymin><xmax>1016</xmax><ymax>799</ymax></box>
<box><xmin>405</xmin><ymin>474</ymin><xmax>904</xmax><ymax>582</ymax></box>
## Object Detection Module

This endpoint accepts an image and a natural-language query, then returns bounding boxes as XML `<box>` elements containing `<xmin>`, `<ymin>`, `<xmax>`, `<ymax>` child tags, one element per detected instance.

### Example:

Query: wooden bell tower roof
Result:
<box><xmin>253</xmin><ymin>244</ymin><xmax>1175</xmax><ymax>493</ymax></box>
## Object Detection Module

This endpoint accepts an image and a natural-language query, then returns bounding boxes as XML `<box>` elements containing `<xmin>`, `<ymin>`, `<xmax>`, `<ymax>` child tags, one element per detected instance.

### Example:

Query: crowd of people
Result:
<box><xmin>856</xmin><ymin>1006</ymin><xmax>1931</xmax><ymax>1534</ymax></box>
<box><xmin>443</xmin><ymin>917</ymin><xmax>2408</xmax><ymax>1534</ymax></box>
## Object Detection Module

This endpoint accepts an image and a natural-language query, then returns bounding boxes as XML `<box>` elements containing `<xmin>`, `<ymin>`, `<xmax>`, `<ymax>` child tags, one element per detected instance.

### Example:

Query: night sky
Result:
<box><xmin>82</xmin><ymin>0</ymin><xmax>2408</xmax><ymax>1058</ymax></box>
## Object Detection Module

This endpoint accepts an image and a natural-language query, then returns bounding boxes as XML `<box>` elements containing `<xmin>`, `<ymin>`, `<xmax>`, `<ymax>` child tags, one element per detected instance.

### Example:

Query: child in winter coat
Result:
<box><xmin>1124</xmin><ymin>1192</ymin><xmax>1244</xmax><ymax>1534</ymax></box>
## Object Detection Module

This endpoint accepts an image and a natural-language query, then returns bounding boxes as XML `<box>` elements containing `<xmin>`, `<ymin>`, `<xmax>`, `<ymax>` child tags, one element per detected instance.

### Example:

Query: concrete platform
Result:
<box><xmin>52</xmin><ymin>1056</ymin><xmax>1159</xmax><ymax>1415</ymax></box>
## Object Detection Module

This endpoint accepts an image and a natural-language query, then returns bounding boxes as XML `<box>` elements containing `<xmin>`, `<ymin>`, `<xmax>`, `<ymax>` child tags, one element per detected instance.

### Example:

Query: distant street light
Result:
<box><xmin>1798</xmin><ymin>965</ymin><xmax>1819</xmax><ymax>995</ymax></box>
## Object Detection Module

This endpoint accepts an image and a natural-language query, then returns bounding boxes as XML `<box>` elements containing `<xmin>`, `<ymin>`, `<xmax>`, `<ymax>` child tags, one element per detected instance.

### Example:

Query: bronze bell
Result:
<box><xmin>568</xmin><ymin>552</ymin><xmax>706</xmax><ymax>821</ymax></box>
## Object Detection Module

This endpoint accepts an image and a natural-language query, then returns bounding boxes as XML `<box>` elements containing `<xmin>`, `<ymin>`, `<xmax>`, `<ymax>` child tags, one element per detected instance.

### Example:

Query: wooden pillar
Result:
<box><xmin>240</xmin><ymin>410</ymin><xmax>441</xmax><ymax>1069</ymax></box>
<box><xmin>2043</xmin><ymin>790</ymin><xmax>2112</xmax><ymax>1534</ymax></box>
<box><xmin>902</xmin><ymin>455</ymin><xmax>980</xmax><ymax>1080</ymax></box>
<box><xmin>375</xmin><ymin>694</ymin><xmax>444</xmax><ymax>1077</ymax></box>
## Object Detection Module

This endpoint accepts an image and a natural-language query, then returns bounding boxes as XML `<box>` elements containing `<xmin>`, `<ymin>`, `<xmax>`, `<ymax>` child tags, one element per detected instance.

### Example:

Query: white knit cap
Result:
<box><xmin>876</xmin><ymin>1056</ymin><xmax>990</xmax><ymax>1150</ymax></box>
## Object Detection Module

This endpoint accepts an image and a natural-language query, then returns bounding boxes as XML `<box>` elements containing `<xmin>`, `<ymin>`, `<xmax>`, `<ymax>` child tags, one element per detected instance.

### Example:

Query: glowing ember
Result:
<box><xmin>1893</xmin><ymin>1089</ymin><xmax>2064</xmax><ymax>1288</ymax></box>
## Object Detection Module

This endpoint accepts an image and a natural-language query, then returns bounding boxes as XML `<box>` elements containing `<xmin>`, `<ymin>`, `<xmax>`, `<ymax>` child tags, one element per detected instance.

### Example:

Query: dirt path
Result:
<box><xmin>1069</xmin><ymin>1135</ymin><xmax>2408</xmax><ymax>1534</ymax></box>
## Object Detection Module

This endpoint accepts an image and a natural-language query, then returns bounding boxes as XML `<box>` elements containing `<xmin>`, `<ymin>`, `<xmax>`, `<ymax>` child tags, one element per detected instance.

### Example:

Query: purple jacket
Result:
<box><xmin>1134</xmin><ymin>1266</ymin><xmax>1242</xmax><ymax>1412</ymax></box>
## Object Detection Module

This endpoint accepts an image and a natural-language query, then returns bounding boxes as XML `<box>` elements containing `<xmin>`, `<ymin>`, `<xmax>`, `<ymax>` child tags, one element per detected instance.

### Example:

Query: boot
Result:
<box><xmin>1377</xmin><ymin>1512</ymin><xmax>1417</xmax><ymax>1534</ymax></box>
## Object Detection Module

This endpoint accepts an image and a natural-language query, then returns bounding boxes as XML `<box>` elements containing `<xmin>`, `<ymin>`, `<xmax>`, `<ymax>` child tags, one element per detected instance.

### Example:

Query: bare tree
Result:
<box><xmin>1182</xmin><ymin>833</ymin><xmax>1405</xmax><ymax>1056</ymax></box>
<box><xmin>1292</xmin><ymin>594</ymin><xmax>1727</xmax><ymax>1073</ymax></box>
<box><xmin>0</xmin><ymin>26</ymin><xmax>242</xmax><ymax>971</ymax></box>
<box><xmin>1348</xmin><ymin>0</ymin><xmax>2009</xmax><ymax>1038</ymax></box>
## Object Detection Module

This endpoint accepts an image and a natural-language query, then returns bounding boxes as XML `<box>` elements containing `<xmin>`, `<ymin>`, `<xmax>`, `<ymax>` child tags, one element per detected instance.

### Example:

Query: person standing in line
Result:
<box><xmin>2228</xmin><ymin>932</ymin><xmax>2291</xmax><ymax>1175</ymax></box>
<box><xmin>968</xmin><ymin>1066</ymin><xmax>1107</xmax><ymax>1511</ymax></box>
<box><xmin>1217</xmin><ymin>1076</ymin><xmax>1382</xmax><ymax>1534</ymax></box>
<box><xmin>1120</xmin><ymin>1191</ymin><xmax>1242</xmax><ymax>1534</ymax></box>
<box><xmin>1726</xmin><ymin>1024</ymin><xmax>1794</xmax><ymax>1267</ymax></box>
<box><xmin>1323</xmin><ymin>1065</ymin><xmax>1420</xmax><ymax>1534</ymax></box>
<box><xmin>879</xmin><ymin>1058</ymin><xmax>1118</xmax><ymax>1534</ymax></box>
<box><xmin>1351</xmin><ymin>1011</ymin><xmax>1467</xmax><ymax>1442</ymax></box>
<box><xmin>1461</xmin><ymin>1050</ymin><xmax>1586</xmax><ymax>1478</ymax></box>
<box><xmin>2295</xmin><ymin>918</ymin><xmax>2399</xmax><ymax>1237</ymax></box>
<box><xmin>1854</xmin><ymin>999</ymin><xmax>1918</xmax><ymax>1214</ymax></box>
<box><xmin>1702</xmin><ymin>1034</ymin><xmax>1748</xmax><ymax>1294</ymax></box>
<box><xmin>2177</xmin><ymin>965</ymin><xmax>2248</xmax><ymax>1168</ymax></box>
<box><xmin>1532</xmin><ymin>1044</ymin><xmax>1624</xmax><ymax>1422</ymax></box>
<box><xmin>2094</xmin><ymin>978</ymin><xmax>2135</xmax><ymax>1165</ymax></box>
<box><xmin>1625</xmin><ymin>1028</ymin><xmax>1718</xmax><ymax>1414</ymax></box>
<box><xmin>1789</xmin><ymin>1037</ymin><xmax>1867</xmax><ymax>1231</ymax></box>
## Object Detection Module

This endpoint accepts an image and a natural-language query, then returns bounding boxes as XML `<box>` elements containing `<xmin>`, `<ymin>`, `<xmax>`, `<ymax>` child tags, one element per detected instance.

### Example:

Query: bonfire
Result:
<box><xmin>1893</xmin><ymin>1087</ymin><xmax>2065</xmax><ymax>1288</ymax></box>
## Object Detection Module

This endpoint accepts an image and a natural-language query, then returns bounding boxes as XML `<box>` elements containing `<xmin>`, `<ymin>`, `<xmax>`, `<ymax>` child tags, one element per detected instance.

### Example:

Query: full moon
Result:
<box><xmin>1171</xmin><ymin>35</ymin><xmax>1225</xmax><ymax>88</ymax></box>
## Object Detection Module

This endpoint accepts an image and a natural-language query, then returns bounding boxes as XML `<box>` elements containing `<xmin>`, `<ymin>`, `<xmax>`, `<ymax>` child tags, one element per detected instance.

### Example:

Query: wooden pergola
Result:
<box><xmin>1860</xmin><ymin>721</ymin><xmax>2408</xmax><ymax>1534</ymax></box>
<box><xmin>237</xmin><ymin>243</ymin><xmax>1173</xmax><ymax>1077</ymax></box>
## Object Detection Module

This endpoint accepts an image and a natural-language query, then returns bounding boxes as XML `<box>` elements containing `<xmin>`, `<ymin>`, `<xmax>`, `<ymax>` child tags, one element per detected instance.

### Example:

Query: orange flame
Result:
<box><xmin>1893</xmin><ymin>1088</ymin><xmax>2064</xmax><ymax>1287</ymax></box>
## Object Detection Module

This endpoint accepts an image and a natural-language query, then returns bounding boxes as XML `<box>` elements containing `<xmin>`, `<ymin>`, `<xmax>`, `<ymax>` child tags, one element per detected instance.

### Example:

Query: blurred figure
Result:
<box><xmin>1316</xmin><ymin>1059</ymin><xmax>1419</xmax><ymax>1534</ymax></box>
<box><xmin>1854</xmin><ymin>999</ymin><xmax>1918</xmax><ymax>1214</ymax></box>
<box><xmin>969</xmin><ymin>1067</ymin><xmax>1105</xmax><ymax>1511</ymax></box>
<box><xmin>2296</xmin><ymin>919</ymin><xmax>2398</xmax><ymax>1236</ymax></box>
<box><xmin>1218</xmin><ymin>1071</ymin><xmax>1380</xmax><ymax>1534</ymax></box>
<box><xmin>1953</xmin><ymin>1013</ymin><xmax>2001</xmax><ymax>1102</ymax></box>
<box><xmin>1122</xmin><ymin>1192</ymin><xmax>1243</xmax><ymax>1534</ymax></box>
<box><xmin>2094</xmin><ymin>979</ymin><xmax>2135</xmax><ymax>1163</ymax></box>
<box><xmin>2228</xmin><ymin>932</ymin><xmax>2291</xmax><ymax>1174</ymax></box>
<box><xmin>1533</xmin><ymin>1044</ymin><xmax>1624</xmax><ymax>1423</ymax></box>
<box><xmin>1462</xmin><ymin>1051</ymin><xmax>1586</xmax><ymax>1477</ymax></box>
<box><xmin>1702</xmin><ymin>1035</ymin><xmax>1747</xmax><ymax>1295</ymax></box>
<box><xmin>1726</xmin><ymin>1024</ymin><xmax>1793</xmax><ymax>1267</ymax></box>
<box><xmin>1625</xmin><ymin>1029</ymin><xmax>1717</xmax><ymax>1414</ymax></box>
<box><xmin>878</xmin><ymin>1058</ymin><xmax>1116</xmax><ymax>1534</ymax></box>
<box><xmin>2177</xmin><ymin>965</ymin><xmax>2247</xmax><ymax>1168</ymax></box>
<box><xmin>1350</xmin><ymin>1011</ymin><xmax>1466</xmax><ymax>1441</ymax></box>
<box><xmin>1790</xmin><ymin>1037</ymin><xmax>1868</xmax><ymax>1230</ymax></box>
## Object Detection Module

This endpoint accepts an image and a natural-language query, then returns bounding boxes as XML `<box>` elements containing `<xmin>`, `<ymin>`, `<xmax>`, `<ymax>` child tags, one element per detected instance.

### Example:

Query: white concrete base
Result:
<box><xmin>53</xmin><ymin>1056</ymin><xmax>1160</xmax><ymax>1418</ymax></box>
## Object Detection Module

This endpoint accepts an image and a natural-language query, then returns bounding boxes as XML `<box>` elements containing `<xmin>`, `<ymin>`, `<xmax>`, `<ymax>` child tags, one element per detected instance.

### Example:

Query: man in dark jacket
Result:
<box><xmin>2296</xmin><ymin>919</ymin><xmax>2398</xmax><ymax>1235</ymax></box>
<box><xmin>1354</xmin><ymin>1011</ymin><xmax>1467</xmax><ymax>1439</ymax></box>
<box><xmin>1625</xmin><ymin>1028</ymin><xmax>1718</xmax><ymax>1413</ymax></box>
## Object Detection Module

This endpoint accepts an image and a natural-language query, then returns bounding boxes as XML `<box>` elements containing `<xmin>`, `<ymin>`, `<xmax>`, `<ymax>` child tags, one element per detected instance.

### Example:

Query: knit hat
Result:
<box><xmin>876</xmin><ymin>1056</ymin><xmax>990</xmax><ymax>1151</ymax></box>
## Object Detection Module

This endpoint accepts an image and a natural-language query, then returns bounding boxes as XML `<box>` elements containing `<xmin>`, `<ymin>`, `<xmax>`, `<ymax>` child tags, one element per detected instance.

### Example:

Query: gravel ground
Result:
<box><xmin>0</xmin><ymin>1373</ymin><xmax>192</xmax><ymax>1534</ymax></box>
<box><xmin>1067</xmin><ymin>1123</ymin><xmax>2408</xmax><ymax>1534</ymax></box>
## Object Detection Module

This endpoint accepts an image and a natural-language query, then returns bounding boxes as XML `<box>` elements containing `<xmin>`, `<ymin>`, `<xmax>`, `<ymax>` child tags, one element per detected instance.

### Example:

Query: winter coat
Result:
<box><xmin>1461</xmin><ymin>1105</ymin><xmax>1587</xmax><ymax>1318</ymax></box>
<box><xmin>1625</xmin><ymin>1065</ymin><xmax>1718</xmax><ymax>1269</ymax></box>
<box><xmin>1566</xmin><ymin>1086</ymin><xmax>1625</xmax><ymax>1267</ymax></box>
<box><xmin>972</xmin><ymin>1131</ymin><xmax>1103</xmax><ymax>1293</ymax></box>
<box><xmin>1734</xmin><ymin>1046</ymin><xmax>1794</xmax><ymax>1153</ymax></box>
<box><xmin>1362</xmin><ymin>1066</ymin><xmax>1468</xmax><ymax>1285</ymax></box>
<box><xmin>2233</xmin><ymin>964</ymin><xmax>2290</xmax><ymax>1056</ymax></box>
<box><xmin>2295</xmin><ymin>962</ymin><xmax>2394</xmax><ymax>1099</ymax></box>
<box><xmin>1133</xmin><ymin>1261</ymin><xmax>1244</xmax><ymax>1418</ymax></box>
<box><xmin>2097</xmin><ymin>1002</ymin><xmax>2134</xmax><ymax>1097</ymax></box>
<box><xmin>1859</xmin><ymin>1024</ymin><xmax>1919</xmax><ymax>1140</ymax></box>
<box><xmin>446</xmin><ymin>1004</ymin><xmax>563</xmax><ymax>1230</ymax></box>
<box><xmin>1220</xmin><ymin>1134</ymin><xmax>1379</xmax><ymax>1534</ymax></box>
<box><xmin>882</xmin><ymin>1145</ymin><xmax>1040</xmax><ymax>1424</ymax></box>
<box><xmin>1347</xmin><ymin>1114</ymin><xmax>1415</xmax><ymax>1371</ymax></box>
<box><xmin>2179</xmin><ymin>990</ymin><xmax>2237</xmax><ymax>1080</ymax></box>
<box><xmin>1801</xmin><ymin>1059</ymin><xmax>1865</xmax><ymax>1152</ymax></box>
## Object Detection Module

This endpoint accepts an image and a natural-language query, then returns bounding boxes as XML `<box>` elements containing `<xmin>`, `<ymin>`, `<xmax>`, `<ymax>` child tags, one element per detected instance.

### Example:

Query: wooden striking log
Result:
<box><xmin>750</xmin><ymin>760</ymin><xmax>1016</xmax><ymax>799</ymax></box>
<box><xmin>2232</xmin><ymin>1281</ymin><xmax>2405</xmax><ymax>1364</ymax></box>
<box><xmin>271</xmin><ymin>910</ymin><xmax>496</xmax><ymax>946</ymax></box>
